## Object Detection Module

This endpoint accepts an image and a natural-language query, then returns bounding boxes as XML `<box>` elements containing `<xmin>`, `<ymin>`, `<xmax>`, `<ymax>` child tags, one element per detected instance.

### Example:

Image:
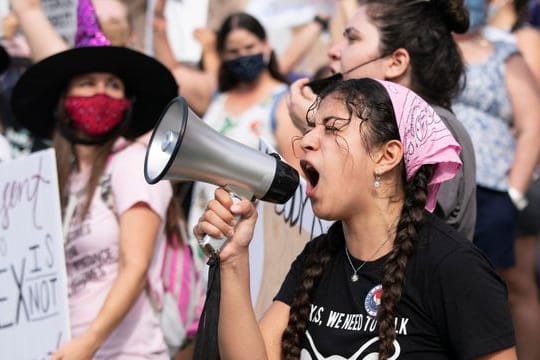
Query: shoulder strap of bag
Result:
<box><xmin>162</xmin><ymin>230</ymin><xmax>195</xmax><ymax>324</ymax></box>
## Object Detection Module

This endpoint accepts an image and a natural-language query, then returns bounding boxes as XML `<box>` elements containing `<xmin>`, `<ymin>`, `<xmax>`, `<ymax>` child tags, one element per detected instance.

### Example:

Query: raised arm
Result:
<box><xmin>505</xmin><ymin>54</ymin><xmax>540</xmax><ymax>195</ymax></box>
<box><xmin>193</xmin><ymin>27</ymin><xmax>220</xmax><ymax>76</ymax></box>
<box><xmin>194</xmin><ymin>188</ymin><xmax>289</xmax><ymax>360</ymax></box>
<box><xmin>152</xmin><ymin>0</ymin><xmax>176</xmax><ymax>70</ymax></box>
<box><xmin>152</xmin><ymin>0</ymin><xmax>216</xmax><ymax>116</ymax></box>
<box><xmin>278</xmin><ymin>15</ymin><xmax>329</xmax><ymax>76</ymax></box>
<box><xmin>274</xmin><ymin>95</ymin><xmax>303</xmax><ymax>172</ymax></box>
<box><xmin>516</xmin><ymin>27</ymin><xmax>540</xmax><ymax>84</ymax></box>
<box><xmin>287</xmin><ymin>78</ymin><xmax>317</xmax><ymax>133</ymax></box>
<box><xmin>10</xmin><ymin>0</ymin><xmax>69</xmax><ymax>62</ymax></box>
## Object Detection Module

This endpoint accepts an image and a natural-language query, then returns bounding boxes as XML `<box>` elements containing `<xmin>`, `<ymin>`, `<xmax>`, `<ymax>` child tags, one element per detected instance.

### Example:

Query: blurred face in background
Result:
<box><xmin>221</xmin><ymin>28</ymin><xmax>270</xmax><ymax>61</ymax></box>
<box><xmin>66</xmin><ymin>72</ymin><xmax>126</xmax><ymax>99</ymax></box>
<box><xmin>221</xmin><ymin>28</ymin><xmax>271</xmax><ymax>84</ymax></box>
<box><xmin>64</xmin><ymin>72</ymin><xmax>130</xmax><ymax>137</ymax></box>
<box><xmin>327</xmin><ymin>6</ymin><xmax>386</xmax><ymax>80</ymax></box>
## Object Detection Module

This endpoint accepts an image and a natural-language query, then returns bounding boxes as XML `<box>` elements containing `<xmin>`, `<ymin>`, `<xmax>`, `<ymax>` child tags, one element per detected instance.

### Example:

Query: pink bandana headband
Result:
<box><xmin>375</xmin><ymin>80</ymin><xmax>462</xmax><ymax>212</ymax></box>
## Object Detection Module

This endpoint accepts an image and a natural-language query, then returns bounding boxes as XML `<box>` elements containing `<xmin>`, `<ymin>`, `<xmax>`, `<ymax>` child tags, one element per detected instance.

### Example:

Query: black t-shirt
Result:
<box><xmin>275</xmin><ymin>213</ymin><xmax>514</xmax><ymax>359</ymax></box>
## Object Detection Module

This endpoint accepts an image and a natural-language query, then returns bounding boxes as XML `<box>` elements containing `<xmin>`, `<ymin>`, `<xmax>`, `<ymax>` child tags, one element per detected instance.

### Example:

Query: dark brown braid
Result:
<box><xmin>376</xmin><ymin>165</ymin><xmax>433</xmax><ymax>359</ymax></box>
<box><xmin>164</xmin><ymin>182</ymin><xmax>191</xmax><ymax>245</ymax></box>
<box><xmin>281</xmin><ymin>79</ymin><xmax>438</xmax><ymax>359</ymax></box>
<box><xmin>281</xmin><ymin>231</ymin><xmax>339</xmax><ymax>359</ymax></box>
<box><xmin>282</xmin><ymin>79</ymin><xmax>405</xmax><ymax>359</ymax></box>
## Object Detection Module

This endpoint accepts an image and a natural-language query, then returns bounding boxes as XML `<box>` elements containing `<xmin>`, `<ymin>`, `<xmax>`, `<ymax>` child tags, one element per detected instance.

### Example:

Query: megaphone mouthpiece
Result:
<box><xmin>260</xmin><ymin>154</ymin><xmax>300</xmax><ymax>203</ymax></box>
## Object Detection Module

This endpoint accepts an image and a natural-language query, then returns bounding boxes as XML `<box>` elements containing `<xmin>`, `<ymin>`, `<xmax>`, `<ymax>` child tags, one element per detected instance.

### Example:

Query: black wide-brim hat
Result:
<box><xmin>0</xmin><ymin>45</ymin><xmax>10</xmax><ymax>74</ymax></box>
<box><xmin>11</xmin><ymin>46</ymin><xmax>178</xmax><ymax>139</ymax></box>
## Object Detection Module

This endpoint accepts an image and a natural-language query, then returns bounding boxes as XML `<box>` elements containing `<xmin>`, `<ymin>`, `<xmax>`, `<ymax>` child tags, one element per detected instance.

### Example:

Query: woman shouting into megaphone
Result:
<box><xmin>195</xmin><ymin>78</ymin><xmax>516</xmax><ymax>360</ymax></box>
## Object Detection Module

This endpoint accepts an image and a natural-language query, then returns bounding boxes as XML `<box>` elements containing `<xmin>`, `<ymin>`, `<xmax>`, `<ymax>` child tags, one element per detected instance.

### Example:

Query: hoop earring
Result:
<box><xmin>374</xmin><ymin>174</ymin><xmax>381</xmax><ymax>188</ymax></box>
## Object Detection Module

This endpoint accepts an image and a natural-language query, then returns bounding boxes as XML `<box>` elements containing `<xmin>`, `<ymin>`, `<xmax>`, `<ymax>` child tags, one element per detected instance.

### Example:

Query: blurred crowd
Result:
<box><xmin>1</xmin><ymin>0</ymin><xmax>540</xmax><ymax>359</ymax></box>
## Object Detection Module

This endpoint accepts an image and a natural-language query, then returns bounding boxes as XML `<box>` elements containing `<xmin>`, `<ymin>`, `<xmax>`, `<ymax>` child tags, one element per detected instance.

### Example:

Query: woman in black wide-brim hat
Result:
<box><xmin>0</xmin><ymin>45</ymin><xmax>12</xmax><ymax>161</ymax></box>
<box><xmin>11</xmin><ymin>41</ymin><xmax>178</xmax><ymax>360</ymax></box>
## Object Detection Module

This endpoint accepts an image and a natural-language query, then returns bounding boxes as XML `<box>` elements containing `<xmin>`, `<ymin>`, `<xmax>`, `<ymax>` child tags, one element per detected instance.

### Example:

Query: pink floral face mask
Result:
<box><xmin>64</xmin><ymin>93</ymin><xmax>131</xmax><ymax>136</ymax></box>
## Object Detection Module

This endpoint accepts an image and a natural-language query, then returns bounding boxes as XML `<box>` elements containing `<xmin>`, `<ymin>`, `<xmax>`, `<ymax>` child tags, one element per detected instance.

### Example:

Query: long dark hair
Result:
<box><xmin>216</xmin><ymin>12</ymin><xmax>287</xmax><ymax>92</ymax></box>
<box><xmin>282</xmin><ymin>78</ymin><xmax>433</xmax><ymax>359</ymax></box>
<box><xmin>359</xmin><ymin>0</ymin><xmax>469</xmax><ymax>109</ymax></box>
<box><xmin>511</xmin><ymin>0</ymin><xmax>531</xmax><ymax>31</ymax></box>
<box><xmin>54</xmin><ymin>97</ymin><xmax>118</xmax><ymax>220</ymax></box>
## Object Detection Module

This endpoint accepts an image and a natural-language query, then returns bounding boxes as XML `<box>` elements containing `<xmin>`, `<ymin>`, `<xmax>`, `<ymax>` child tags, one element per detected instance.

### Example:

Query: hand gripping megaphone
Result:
<box><xmin>144</xmin><ymin>96</ymin><xmax>299</xmax><ymax>255</ymax></box>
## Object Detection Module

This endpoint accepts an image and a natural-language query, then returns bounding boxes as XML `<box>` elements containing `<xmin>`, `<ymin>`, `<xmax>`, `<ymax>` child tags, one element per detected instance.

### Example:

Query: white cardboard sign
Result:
<box><xmin>0</xmin><ymin>149</ymin><xmax>70</xmax><ymax>359</ymax></box>
<box><xmin>165</xmin><ymin>0</ymin><xmax>209</xmax><ymax>63</ymax></box>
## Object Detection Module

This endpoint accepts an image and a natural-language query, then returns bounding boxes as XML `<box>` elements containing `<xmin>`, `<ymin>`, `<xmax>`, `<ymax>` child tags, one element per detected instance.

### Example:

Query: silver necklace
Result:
<box><xmin>345</xmin><ymin>237</ymin><xmax>392</xmax><ymax>282</ymax></box>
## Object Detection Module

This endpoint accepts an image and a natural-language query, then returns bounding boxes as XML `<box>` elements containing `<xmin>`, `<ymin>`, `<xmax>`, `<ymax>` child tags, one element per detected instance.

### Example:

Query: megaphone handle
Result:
<box><xmin>199</xmin><ymin>193</ymin><xmax>244</xmax><ymax>256</ymax></box>
<box><xmin>200</xmin><ymin>232</ymin><xmax>234</xmax><ymax>256</ymax></box>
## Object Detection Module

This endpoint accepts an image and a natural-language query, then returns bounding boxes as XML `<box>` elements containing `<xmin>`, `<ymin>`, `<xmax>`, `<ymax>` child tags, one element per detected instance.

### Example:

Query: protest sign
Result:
<box><xmin>247</xmin><ymin>0</ymin><xmax>335</xmax><ymax>29</ymax></box>
<box><xmin>165</xmin><ymin>0</ymin><xmax>209</xmax><ymax>63</ymax></box>
<box><xmin>42</xmin><ymin>0</ymin><xmax>77</xmax><ymax>46</ymax></box>
<box><xmin>0</xmin><ymin>149</ymin><xmax>70</xmax><ymax>359</ymax></box>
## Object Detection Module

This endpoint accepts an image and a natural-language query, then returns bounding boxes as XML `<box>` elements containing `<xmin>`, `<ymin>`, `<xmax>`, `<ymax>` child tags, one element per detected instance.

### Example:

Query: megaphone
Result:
<box><xmin>144</xmin><ymin>96</ymin><xmax>299</xmax><ymax>254</ymax></box>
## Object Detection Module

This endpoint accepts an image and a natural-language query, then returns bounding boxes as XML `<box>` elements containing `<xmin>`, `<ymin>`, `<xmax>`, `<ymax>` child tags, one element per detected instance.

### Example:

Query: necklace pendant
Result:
<box><xmin>351</xmin><ymin>274</ymin><xmax>359</xmax><ymax>282</ymax></box>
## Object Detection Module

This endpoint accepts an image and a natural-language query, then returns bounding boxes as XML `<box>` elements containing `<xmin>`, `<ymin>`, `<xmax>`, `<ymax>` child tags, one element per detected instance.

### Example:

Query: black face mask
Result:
<box><xmin>224</xmin><ymin>53</ymin><xmax>265</xmax><ymax>83</ymax></box>
<box><xmin>307</xmin><ymin>55</ymin><xmax>384</xmax><ymax>95</ymax></box>
<box><xmin>307</xmin><ymin>73</ymin><xmax>343</xmax><ymax>95</ymax></box>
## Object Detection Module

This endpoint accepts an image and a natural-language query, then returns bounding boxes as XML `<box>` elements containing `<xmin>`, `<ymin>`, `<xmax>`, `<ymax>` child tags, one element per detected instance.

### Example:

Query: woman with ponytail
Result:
<box><xmin>195</xmin><ymin>78</ymin><xmax>516</xmax><ymax>359</ymax></box>
<box><xmin>280</xmin><ymin>0</ymin><xmax>477</xmax><ymax>241</ymax></box>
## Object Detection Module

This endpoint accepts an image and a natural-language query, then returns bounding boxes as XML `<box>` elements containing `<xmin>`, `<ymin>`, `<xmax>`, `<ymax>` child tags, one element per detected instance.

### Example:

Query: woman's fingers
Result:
<box><xmin>193</xmin><ymin>188</ymin><xmax>259</xmax><ymax>258</ymax></box>
<box><xmin>287</xmin><ymin>78</ymin><xmax>314</xmax><ymax>131</ymax></box>
<box><xmin>194</xmin><ymin>201</ymin><xmax>232</xmax><ymax>238</ymax></box>
<box><xmin>230</xmin><ymin>198</ymin><xmax>257</xmax><ymax>221</ymax></box>
<box><xmin>288</xmin><ymin>78</ymin><xmax>311</xmax><ymax>102</ymax></box>
<box><xmin>193</xmin><ymin>188</ymin><xmax>241</xmax><ymax>239</ymax></box>
<box><xmin>214</xmin><ymin>188</ymin><xmax>235</xmax><ymax>211</ymax></box>
<box><xmin>301</xmin><ymin>82</ymin><xmax>316</xmax><ymax>99</ymax></box>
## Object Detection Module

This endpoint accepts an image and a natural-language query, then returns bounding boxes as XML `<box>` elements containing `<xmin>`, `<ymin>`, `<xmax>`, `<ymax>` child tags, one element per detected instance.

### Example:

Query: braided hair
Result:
<box><xmin>281</xmin><ymin>233</ymin><xmax>337</xmax><ymax>360</ymax></box>
<box><xmin>376</xmin><ymin>165</ymin><xmax>432</xmax><ymax>358</ymax></box>
<box><xmin>282</xmin><ymin>78</ymin><xmax>433</xmax><ymax>359</ymax></box>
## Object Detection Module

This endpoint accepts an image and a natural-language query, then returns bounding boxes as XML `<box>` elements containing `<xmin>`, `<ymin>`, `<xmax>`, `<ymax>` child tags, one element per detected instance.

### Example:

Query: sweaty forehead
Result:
<box><xmin>312</xmin><ymin>94</ymin><xmax>351</xmax><ymax>120</ymax></box>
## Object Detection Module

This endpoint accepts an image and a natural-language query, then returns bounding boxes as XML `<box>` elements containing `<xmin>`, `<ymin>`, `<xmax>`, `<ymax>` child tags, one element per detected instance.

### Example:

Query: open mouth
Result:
<box><xmin>300</xmin><ymin>160</ymin><xmax>320</xmax><ymax>188</ymax></box>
